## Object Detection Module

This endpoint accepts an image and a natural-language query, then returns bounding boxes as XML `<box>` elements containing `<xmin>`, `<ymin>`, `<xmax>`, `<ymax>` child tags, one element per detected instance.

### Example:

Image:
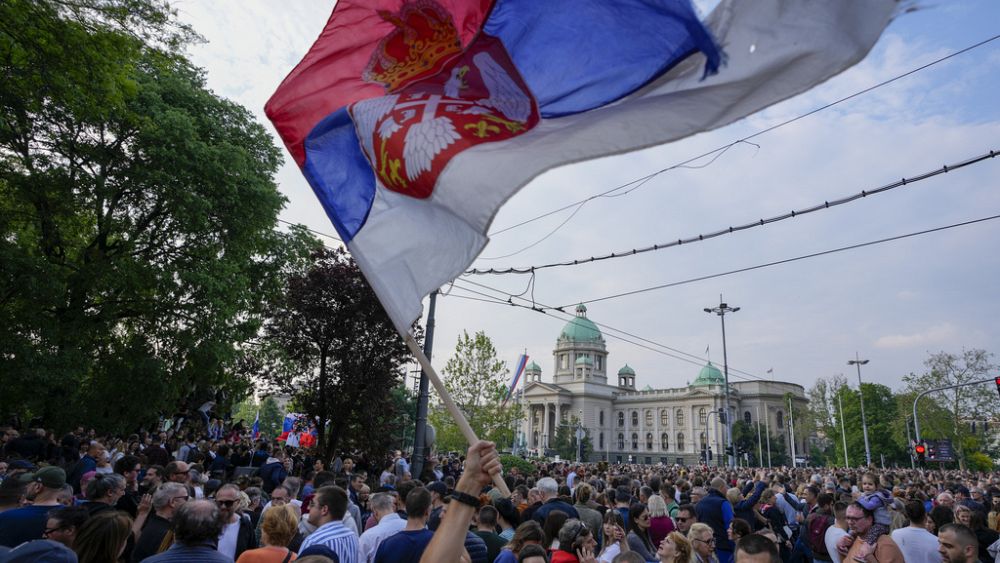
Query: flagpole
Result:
<box><xmin>756</xmin><ymin>406</ymin><xmax>763</xmax><ymax>467</ymax></box>
<box><xmin>764</xmin><ymin>404</ymin><xmax>772</xmax><ymax>467</ymax></box>
<box><xmin>411</xmin><ymin>290</ymin><xmax>437</xmax><ymax>481</ymax></box>
<box><xmin>405</xmin><ymin>333</ymin><xmax>511</xmax><ymax>497</ymax></box>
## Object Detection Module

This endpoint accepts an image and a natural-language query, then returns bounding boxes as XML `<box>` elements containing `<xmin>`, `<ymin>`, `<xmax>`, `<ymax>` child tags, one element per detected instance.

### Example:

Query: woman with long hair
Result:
<box><xmin>599</xmin><ymin>510</ymin><xmax>629</xmax><ymax>563</ymax></box>
<box><xmin>544</xmin><ymin>510</ymin><xmax>570</xmax><ymax>551</ymax></box>
<box><xmin>657</xmin><ymin>530</ymin><xmax>694</xmax><ymax>563</ymax></box>
<box><xmin>237</xmin><ymin>504</ymin><xmax>300</xmax><ymax>562</ymax></box>
<box><xmin>73</xmin><ymin>510</ymin><xmax>132</xmax><ymax>563</ymax></box>
<box><xmin>627</xmin><ymin>502</ymin><xmax>658</xmax><ymax>562</ymax></box>
<box><xmin>495</xmin><ymin>520</ymin><xmax>546</xmax><ymax>563</ymax></box>
<box><xmin>549</xmin><ymin>519</ymin><xmax>598</xmax><ymax>563</ymax></box>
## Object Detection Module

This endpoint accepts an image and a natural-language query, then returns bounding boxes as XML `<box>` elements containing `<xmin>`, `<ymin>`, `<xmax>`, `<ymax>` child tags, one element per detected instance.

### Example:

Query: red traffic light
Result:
<box><xmin>914</xmin><ymin>444</ymin><xmax>926</xmax><ymax>455</ymax></box>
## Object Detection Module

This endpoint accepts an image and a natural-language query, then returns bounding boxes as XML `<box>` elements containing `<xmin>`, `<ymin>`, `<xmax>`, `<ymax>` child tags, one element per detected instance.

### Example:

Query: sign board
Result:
<box><xmin>927</xmin><ymin>439</ymin><xmax>955</xmax><ymax>462</ymax></box>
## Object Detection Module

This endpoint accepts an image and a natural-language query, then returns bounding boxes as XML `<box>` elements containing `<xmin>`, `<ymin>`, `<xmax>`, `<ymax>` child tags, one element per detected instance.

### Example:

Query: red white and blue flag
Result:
<box><xmin>251</xmin><ymin>411</ymin><xmax>260</xmax><ymax>440</ymax></box>
<box><xmin>503</xmin><ymin>353</ymin><xmax>528</xmax><ymax>407</ymax></box>
<box><xmin>266</xmin><ymin>0</ymin><xmax>897</xmax><ymax>334</ymax></box>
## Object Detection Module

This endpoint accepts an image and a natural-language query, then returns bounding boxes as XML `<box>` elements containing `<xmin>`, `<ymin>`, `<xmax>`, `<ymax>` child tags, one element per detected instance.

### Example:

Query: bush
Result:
<box><xmin>500</xmin><ymin>454</ymin><xmax>536</xmax><ymax>476</ymax></box>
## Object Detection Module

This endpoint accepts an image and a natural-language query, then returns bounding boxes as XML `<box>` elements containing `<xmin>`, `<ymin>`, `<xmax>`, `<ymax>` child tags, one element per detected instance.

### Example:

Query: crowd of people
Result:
<box><xmin>1</xmin><ymin>420</ymin><xmax>999</xmax><ymax>563</ymax></box>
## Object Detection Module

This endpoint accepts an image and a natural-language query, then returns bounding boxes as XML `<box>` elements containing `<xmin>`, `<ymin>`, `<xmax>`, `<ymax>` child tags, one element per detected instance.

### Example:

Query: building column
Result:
<box><xmin>542</xmin><ymin>402</ymin><xmax>550</xmax><ymax>449</ymax></box>
<box><xmin>526</xmin><ymin>403</ymin><xmax>534</xmax><ymax>450</ymax></box>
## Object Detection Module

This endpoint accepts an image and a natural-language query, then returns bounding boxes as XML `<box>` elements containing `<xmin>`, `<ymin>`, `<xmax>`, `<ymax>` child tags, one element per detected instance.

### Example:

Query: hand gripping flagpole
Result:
<box><xmin>404</xmin><ymin>333</ymin><xmax>511</xmax><ymax>497</ymax></box>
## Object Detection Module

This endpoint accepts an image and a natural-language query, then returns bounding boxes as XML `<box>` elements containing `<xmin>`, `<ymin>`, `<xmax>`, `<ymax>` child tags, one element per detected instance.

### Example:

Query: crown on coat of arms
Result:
<box><xmin>363</xmin><ymin>0</ymin><xmax>462</xmax><ymax>92</ymax></box>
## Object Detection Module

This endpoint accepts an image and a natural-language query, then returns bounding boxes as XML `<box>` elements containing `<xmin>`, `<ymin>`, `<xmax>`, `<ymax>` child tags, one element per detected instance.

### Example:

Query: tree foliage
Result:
<box><xmin>429</xmin><ymin>330</ymin><xmax>522</xmax><ymax>452</ymax></box>
<box><xmin>552</xmin><ymin>416</ymin><xmax>592</xmax><ymax>461</ymax></box>
<box><xmin>0</xmin><ymin>0</ymin><xmax>306</xmax><ymax>432</ymax></box>
<box><xmin>258</xmin><ymin>247</ymin><xmax>413</xmax><ymax>461</ymax></box>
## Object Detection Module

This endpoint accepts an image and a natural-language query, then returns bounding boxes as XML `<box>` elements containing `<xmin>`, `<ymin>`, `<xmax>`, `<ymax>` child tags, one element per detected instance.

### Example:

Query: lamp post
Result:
<box><xmin>848</xmin><ymin>353</ymin><xmax>872</xmax><ymax>466</ymax></box>
<box><xmin>705</xmin><ymin>296</ymin><xmax>739</xmax><ymax>468</ymax></box>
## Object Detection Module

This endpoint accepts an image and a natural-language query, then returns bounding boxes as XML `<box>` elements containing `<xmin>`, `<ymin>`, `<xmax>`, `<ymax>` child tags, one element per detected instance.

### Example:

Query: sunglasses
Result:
<box><xmin>676</xmin><ymin>517</ymin><xmax>689</xmax><ymax>522</ymax></box>
<box><xmin>216</xmin><ymin>499</ymin><xmax>238</xmax><ymax>507</ymax></box>
<box><xmin>695</xmin><ymin>538</ymin><xmax>716</xmax><ymax>545</ymax></box>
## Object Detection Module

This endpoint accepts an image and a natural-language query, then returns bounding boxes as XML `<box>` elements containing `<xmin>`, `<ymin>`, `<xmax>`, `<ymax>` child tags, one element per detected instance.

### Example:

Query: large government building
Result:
<box><xmin>519</xmin><ymin>304</ymin><xmax>808</xmax><ymax>464</ymax></box>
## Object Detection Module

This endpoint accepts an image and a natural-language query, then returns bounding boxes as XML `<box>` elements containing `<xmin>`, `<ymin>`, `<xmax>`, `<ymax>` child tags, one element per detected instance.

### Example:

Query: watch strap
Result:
<box><xmin>448</xmin><ymin>491</ymin><xmax>480</xmax><ymax>508</ymax></box>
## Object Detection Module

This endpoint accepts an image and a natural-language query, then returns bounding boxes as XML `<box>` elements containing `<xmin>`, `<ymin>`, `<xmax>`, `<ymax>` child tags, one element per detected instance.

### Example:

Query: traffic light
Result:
<box><xmin>914</xmin><ymin>442</ymin><xmax>926</xmax><ymax>462</ymax></box>
<box><xmin>995</xmin><ymin>377</ymin><xmax>1000</xmax><ymax>399</ymax></box>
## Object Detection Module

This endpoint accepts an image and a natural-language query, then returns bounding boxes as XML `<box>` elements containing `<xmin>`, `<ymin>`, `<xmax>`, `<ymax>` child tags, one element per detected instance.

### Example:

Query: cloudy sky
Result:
<box><xmin>173</xmin><ymin>1</ymin><xmax>1000</xmax><ymax>394</ymax></box>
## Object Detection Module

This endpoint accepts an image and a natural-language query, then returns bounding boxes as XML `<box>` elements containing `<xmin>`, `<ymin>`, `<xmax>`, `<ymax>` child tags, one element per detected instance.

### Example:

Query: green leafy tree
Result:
<box><xmin>552</xmin><ymin>416</ymin><xmax>592</xmax><ymax>461</ymax></box>
<box><xmin>1</xmin><ymin>0</ymin><xmax>306</xmax><ymax>432</ymax></box>
<box><xmin>903</xmin><ymin>349</ymin><xmax>999</xmax><ymax>470</ymax></box>
<box><xmin>429</xmin><ymin>330</ymin><xmax>523</xmax><ymax>452</ymax></box>
<box><xmin>258</xmin><ymin>247</ymin><xmax>414</xmax><ymax>460</ymax></box>
<box><xmin>231</xmin><ymin>395</ymin><xmax>283</xmax><ymax>440</ymax></box>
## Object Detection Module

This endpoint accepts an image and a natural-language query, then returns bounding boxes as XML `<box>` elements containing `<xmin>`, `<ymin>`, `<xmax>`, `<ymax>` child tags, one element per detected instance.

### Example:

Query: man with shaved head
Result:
<box><xmin>696</xmin><ymin>477</ymin><xmax>735</xmax><ymax>563</ymax></box>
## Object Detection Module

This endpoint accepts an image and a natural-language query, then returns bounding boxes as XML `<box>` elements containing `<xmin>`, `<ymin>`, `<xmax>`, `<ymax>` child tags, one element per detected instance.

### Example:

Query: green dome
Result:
<box><xmin>559</xmin><ymin>304</ymin><xmax>603</xmax><ymax>342</ymax></box>
<box><xmin>692</xmin><ymin>362</ymin><xmax>725</xmax><ymax>386</ymax></box>
<box><xmin>575</xmin><ymin>356</ymin><xmax>594</xmax><ymax>366</ymax></box>
<box><xmin>617</xmin><ymin>364</ymin><xmax>635</xmax><ymax>376</ymax></box>
<box><xmin>526</xmin><ymin>361</ymin><xmax>541</xmax><ymax>372</ymax></box>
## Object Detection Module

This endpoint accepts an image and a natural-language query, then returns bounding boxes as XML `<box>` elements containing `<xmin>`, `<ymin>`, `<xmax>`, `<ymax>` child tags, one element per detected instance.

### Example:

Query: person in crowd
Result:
<box><xmin>215</xmin><ymin>483</ymin><xmax>258</xmax><ymax>560</ymax></box>
<box><xmin>518</xmin><ymin>543</ymin><xmax>551</xmax><ymax>563</ymax></box>
<box><xmin>82</xmin><ymin>472</ymin><xmax>126</xmax><ymax>515</ymax></box>
<box><xmin>522</xmin><ymin>488</ymin><xmax>544</xmax><ymax>523</ymax></box>
<box><xmin>937</xmin><ymin>523</ymin><xmax>979</xmax><ymax>563</ymax></box>
<box><xmin>648</xmin><ymin>493</ymin><xmax>675</xmax><ymax>549</ymax></box>
<box><xmin>658</xmin><ymin>530</ymin><xmax>694</xmax><ymax>563</ymax></box>
<box><xmin>728</xmin><ymin>519</ymin><xmax>751</xmax><ymax>547</ymax></box>
<box><xmin>598</xmin><ymin>510</ymin><xmax>628</xmax><ymax>563</ymax></box>
<box><xmin>889</xmin><ymin>498</ymin><xmax>940</xmax><ymax>563</ymax></box>
<box><xmin>359</xmin><ymin>491</ymin><xmax>406</xmax><ymax>563</ymax></box>
<box><xmin>73</xmin><ymin>510</ymin><xmax>132</xmax><ymax>563</ymax></box>
<box><xmin>689</xmin><ymin>522</ymin><xmax>720</xmax><ymax>563</ymax></box>
<box><xmin>928</xmin><ymin>504</ymin><xmax>955</xmax><ymax>535</ymax></box>
<box><xmin>626</xmin><ymin>502</ymin><xmax>658</xmax><ymax>561</ymax></box>
<box><xmin>473</xmin><ymin>504</ymin><xmax>507</xmax><ymax>563</ymax></box>
<box><xmin>42</xmin><ymin>505</ymin><xmax>90</xmax><ymax>549</ymax></box>
<box><xmin>842</xmin><ymin>501</ymin><xmax>904</xmax><ymax>563</ymax></box>
<box><xmin>236</xmin><ymin>504</ymin><xmax>300</xmax><ymax>563</ymax></box>
<box><xmin>373</xmin><ymin>485</ymin><xmax>433</xmax><ymax>563</ymax></box>
<box><xmin>730</xmin><ymin>474</ymin><xmax>767</xmax><ymax>527</ymax></box>
<box><xmin>549</xmin><ymin>518</ymin><xmax>598</xmax><ymax>563</ymax></box>
<box><xmin>534</xmin><ymin>477</ymin><xmax>579</xmax><ymax>525</ymax></box>
<box><xmin>132</xmin><ymin>482</ymin><xmax>189</xmax><ymax>563</ymax></box>
<box><xmin>299</xmin><ymin>485</ymin><xmax>359</xmax><ymax>563</ymax></box>
<box><xmin>676</xmin><ymin>504</ymin><xmax>698</xmax><ymax>536</ymax></box>
<box><xmin>0</xmin><ymin>478</ymin><xmax>27</xmax><ymax>515</ymax></box>
<box><xmin>0</xmin><ymin>466</ymin><xmax>68</xmax><ymax>547</ymax></box>
<box><xmin>544</xmin><ymin>509</ymin><xmax>570</xmax><ymax>550</ymax></box>
<box><xmin>966</xmin><ymin>509</ymin><xmax>998</xmax><ymax>562</ymax></box>
<box><xmin>575</xmin><ymin>484</ymin><xmax>605</xmax><ymax>546</ymax></box>
<box><xmin>164</xmin><ymin>461</ymin><xmax>191</xmax><ymax>488</ymax></box>
<box><xmin>696</xmin><ymin>478</ymin><xmax>733</xmax><ymax>563</ymax></box>
<box><xmin>734</xmin><ymin>533</ymin><xmax>779</xmax><ymax>563</ymax></box>
<box><xmin>954</xmin><ymin>504</ymin><xmax>972</xmax><ymax>527</ymax></box>
<box><xmin>114</xmin><ymin>454</ymin><xmax>144</xmax><ymax>517</ymax></box>
<box><xmin>495</xmin><ymin>520</ymin><xmax>546</xmax><ymax>563</ymax></box>
<box><xmin>67</xmin><ymin>441</ymin><xmax>106</xmax><ymax>494</ymax></box>
<box><xmin>803</xmin><ymin>493</ymin><xmax>835</xmax><ymax>563</ymax></box>
<box><xmin>496</xmin><ymin>497</ymin><xmax>521</xmax><ymax>541</ymax></box>
<box><xmin>144</xmin><ymin>499</ymin><xmax>233</xmax><ymax>562</ymax></box>
<box><xmin>823</xmin><ymin>501</ymin><xmax>850</xmax><ymax>563</ymax></box>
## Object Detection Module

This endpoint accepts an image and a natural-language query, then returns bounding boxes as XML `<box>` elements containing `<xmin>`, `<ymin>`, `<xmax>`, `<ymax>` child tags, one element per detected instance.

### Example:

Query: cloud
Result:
<box><xmin>874</xmin><ymin>323</ymin><xmax>958</xmax><ymax>349</ymax></box>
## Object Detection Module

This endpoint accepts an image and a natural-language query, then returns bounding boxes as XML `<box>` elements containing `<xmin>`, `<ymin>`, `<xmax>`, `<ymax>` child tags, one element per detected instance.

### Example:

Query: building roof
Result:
<box><xmin>526</xmin><ymin>361</ymin><xmax>541</xmax><ymax>372</ymax></box>
<box><xmin>559</xmin><ymin>304</ymin><xmax>604</xmax><ymax>342</ymax></box>
<box><xmin>574</xmin><ymin>356</ymin><xmax>594</xmax><ymax>366</ymax></box>
<box><xmin>692</xmin><ymin>361</ymin><xmax>725</xmax><ymax>387</ymax></box>
<box><xmin>617</xmin><ymin>364</ymin><xmax>635</xmax><ymax>376</ymax></box>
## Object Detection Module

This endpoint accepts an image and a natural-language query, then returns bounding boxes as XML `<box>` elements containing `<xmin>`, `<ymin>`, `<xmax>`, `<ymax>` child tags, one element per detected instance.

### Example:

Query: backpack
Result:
<box><xmin>806</xmin><ymin>513</ymin><xmax>835</xmax><ymax>557</ymax></box>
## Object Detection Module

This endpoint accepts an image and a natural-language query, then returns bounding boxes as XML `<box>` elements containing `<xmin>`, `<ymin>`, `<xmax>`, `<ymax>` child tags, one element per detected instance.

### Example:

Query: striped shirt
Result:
<box><xmin>301</xmin><ymin>520</ymin><xmax>360</xmax><ymax>563</ymax></box>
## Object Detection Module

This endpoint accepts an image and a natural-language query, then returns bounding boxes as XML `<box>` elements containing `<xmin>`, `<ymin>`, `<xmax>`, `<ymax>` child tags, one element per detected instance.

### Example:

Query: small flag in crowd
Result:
<box><xmin>503</xmin><ymin>353</ymin><xmax>529</xmax><ymax>407</ymax></box>
<box><xmin>266</xmin><ymin>0</ymin><xmax>898</xmax><ymax>335</ymax></box>
<box><xmin>251</xmin><ymin>411</ymin><xmax>260</xmax><ymax>440</ymax></box>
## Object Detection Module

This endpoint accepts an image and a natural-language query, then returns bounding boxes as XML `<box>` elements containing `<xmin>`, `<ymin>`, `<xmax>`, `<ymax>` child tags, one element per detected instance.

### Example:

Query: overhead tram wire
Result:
<box><xmin>447</xmin><ymin>277</ymin><xmax>767</xmax><ymax>383</ymax></box>
<box><xmin>484</xmin><ymin>34</ymin><xmax>1000</xmax><ymax>240</ymax></box>
<box><xmin>468</xmin><ymin>149</ymin><xmax>998</xmax><ymax>275</ymax></box>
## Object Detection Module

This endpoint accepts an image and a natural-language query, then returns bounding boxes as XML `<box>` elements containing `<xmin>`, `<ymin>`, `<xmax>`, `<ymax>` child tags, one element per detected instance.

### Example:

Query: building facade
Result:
<box><xmin>520</xmin><ymin>304</ymin><xmax>808</xmax><ymax>464</ymax></box>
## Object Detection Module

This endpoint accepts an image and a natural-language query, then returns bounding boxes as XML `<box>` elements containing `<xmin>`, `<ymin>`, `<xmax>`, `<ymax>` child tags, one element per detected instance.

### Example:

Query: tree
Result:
<box><xmin>232</xmin><ymin>396</ymin><xmax>284</xmax><ymax>440</ymax></box>
<box><xmin>903</xmin><ymin>349</ymin><xmax>999</xmax><ymax>469</ymax></box>
<box><xmin>552</xmin><ymin>416</ymin><xmax>592</xmax><ymax>461</ymax></box>
<box><xmin>1</xmin><ymin>0</ymin><xmax>306</xmax><ymax>432</ymax></box>
<box><xmin>429</xmin><ymin>330</ymin><xmax>523</xmax><ymax>452</ymax></box>
<box><xmin>259</xmin><ymin>247</ymin><xmax>413</xmax><ymax>461</ymax></box>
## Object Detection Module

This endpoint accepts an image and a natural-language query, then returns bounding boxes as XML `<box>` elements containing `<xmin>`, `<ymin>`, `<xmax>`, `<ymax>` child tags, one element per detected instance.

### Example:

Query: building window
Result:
<box><xmin>631</xmin><ymin>412</ymin><xmax>638</xmax><ymax>427</ymax></box>
<box><xmin>744</xmin><ymin>411</ymin><xmax>752</xmax><ymax>424</ymax></box>
<box><xmin>645</xmin><ymin>410</ymin><xmax>653</xmax><ymax>427</ymax></box>
<box><xmin>600</xmin><ymin>410</ymin><xmax>605</xmax><ymax>426</ymax></box>
<box><xmin>618</xmin><ymin>412</ymin><xmax>624</xmax><ymax>427</ymax></box>
<box><xmin>560</xmin><ymin>354</ymin><xmax>568</xmax><ymax>369</ymax></box>
<box><xmin>646</xmin><ymin>433</ymin><xmax>653</xmax><ymax>450</ymax></box>
<box><xmin>675</xmin><ymin>409</ymin><xmax>684</xmax><ymax>426</ymax></box>
<box><xmin>595</xmin><ymin>356</ymin><xmax>602</xmax><ymax>370</ymax></box>
<box><xmin>699</xmin><ymin>408</ymin><xmax>707</xmax><ymax>425</ymax></box>
<box><xmin>631</xmin><ymin>433</ymin><xmax>638</xmax><ymax>450</ymax></box>
<box><xmin>599</xmin><ymin>432</ymin><xmax>604</xmax><ymax>449</ymax></box>
<box><xmin>660</xmin><ymin>409</ymin><xmax>669</xmax><ymax>427</ymax></box>
<box><xmin>676</xmin><ymin>433</ymin><xmax>685</xmax><ymax>451</ymax></box>
<box><xmin>618</xmin><ymin>433</ymin><xmax>624</xmax><ymax>450</ymax></box>
<box><xmin>661</xmin><ymin>433</ymin><xmax>669</xmax><ymax>450</ymax></box>
<box><xmin>776</xmin><ymin>411</ymin><xmax>784</xmax><ymax>429</ymax></box>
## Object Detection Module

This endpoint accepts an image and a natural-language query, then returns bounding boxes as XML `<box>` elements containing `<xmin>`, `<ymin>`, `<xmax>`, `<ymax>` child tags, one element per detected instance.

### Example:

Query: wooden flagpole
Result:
<box><xmin>405</xmin><ymin>334</ymin><xmax>511</xmax><ymax>497</ymax></box>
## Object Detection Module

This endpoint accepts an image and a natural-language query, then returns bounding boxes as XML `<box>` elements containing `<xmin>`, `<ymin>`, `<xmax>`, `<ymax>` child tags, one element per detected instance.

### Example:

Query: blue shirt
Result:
<box><xmin>373</xmin><ymin>529</ymin><xmax>434</xmax><ymax>563</ymax></box>
<box><xmin>140</xmin><ymin>542</ymin><xmax>234</xmax><ymax>562</ymax></box>
<box><xmin>0</xmin><ymin>504</ymin><xmax>53</xmax><ymax>547</ymax></box>
<box><xmin>300</xmin><ymin>520</ymin><xmax>360</xmax><ymax>563</ymax></box>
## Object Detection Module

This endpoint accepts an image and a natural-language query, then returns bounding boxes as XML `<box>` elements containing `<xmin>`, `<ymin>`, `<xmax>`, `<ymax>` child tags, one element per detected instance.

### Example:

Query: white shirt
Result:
<box><xmin>359</xmin><ymin>513</ymin><xmax>406</xmax><ymax>563</ymax></box>
<box><xmin>891</xmin><ymin>525</ymin><xmax>941</xmax><ymax>563</ymax></box>
<box><xmin>599</xmin><ymin>543</ymin><xmax>622</xmax><ymax>563</ymax></box>
<box><xmin>824</xmin><ymin>524</ymin><xmax>850</xmax><ymax>563</ymax></box>
<box><xmin>217</xmin><ymin>519</ymin><xmax>240</xmax><ymax>558</ymax></box>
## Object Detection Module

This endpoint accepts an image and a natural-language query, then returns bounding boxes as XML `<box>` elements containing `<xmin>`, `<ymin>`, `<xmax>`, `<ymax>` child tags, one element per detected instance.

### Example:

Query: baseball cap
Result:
<box><xmin>20</xmin><ymin>467</ymin><xmax>67</xmax><ymax>489</ymax></box>
<box><xmin>0</xmin><ymin>540</ymin><xmax>78</xmax><ymax>563</ymax></box>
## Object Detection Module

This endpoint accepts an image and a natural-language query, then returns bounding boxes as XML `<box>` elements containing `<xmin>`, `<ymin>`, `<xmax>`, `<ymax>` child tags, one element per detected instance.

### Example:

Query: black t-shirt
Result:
<box><xmin>473</xmin><ymin>530</ymin><xmax>507</xmax><ymax>563</ymax></box>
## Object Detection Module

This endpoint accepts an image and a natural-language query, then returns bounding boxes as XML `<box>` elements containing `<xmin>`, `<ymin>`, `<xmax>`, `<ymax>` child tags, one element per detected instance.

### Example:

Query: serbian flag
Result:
<box><xmin>503</xmin><ymin>353</ymin><xmax>528</xmax><ymax>407</ymax></box>
<box><xmin>266</xmin><ymin>0</ymin><xmax>897</xmax><ymax>334</ymax></box>
<box><xmin>251</xmin><ymin>411</ymin><xmax>260</xmax><ymax>440</ymax></box>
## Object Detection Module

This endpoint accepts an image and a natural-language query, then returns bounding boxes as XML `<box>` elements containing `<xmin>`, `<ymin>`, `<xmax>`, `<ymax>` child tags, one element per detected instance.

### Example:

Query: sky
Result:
<box><xmin>172</xmin><ymin>1</ymin><xmax>1000</xmax><ymax>395</ymax></box>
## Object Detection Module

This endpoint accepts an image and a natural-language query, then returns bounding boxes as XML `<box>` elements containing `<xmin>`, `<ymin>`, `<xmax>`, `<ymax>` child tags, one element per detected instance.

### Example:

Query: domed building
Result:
<box><xmin>520</xmin><ymin>305</ymin><xmax>808</xmax><ymax>464</ymax></box>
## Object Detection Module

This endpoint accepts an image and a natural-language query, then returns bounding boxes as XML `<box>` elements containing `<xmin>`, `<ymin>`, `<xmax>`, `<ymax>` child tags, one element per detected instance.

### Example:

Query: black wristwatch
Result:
<box><xmin>449</xmin><ymin>491</ymin><xmax>480</xmax><ymax>508</ymax></box>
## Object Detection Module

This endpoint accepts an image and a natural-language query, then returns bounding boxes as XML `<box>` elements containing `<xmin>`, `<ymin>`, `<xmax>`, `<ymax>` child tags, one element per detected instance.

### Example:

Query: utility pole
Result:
<box><xmin>756</xmin><ymin>406</ymin><xmax>763</xmax><ymax>467</ymax></box>
<box><xmin>788</xmin><ymin>395</ymin><xmax>797</xmax><ymax>467</ymax></box>
<box><xmin>837</xmin><ymin>390</ymin><xmax>849</xmax><ymax>467</ymax></box>
<box><xmin>848</xmin><ymin>353</ymin><xmax>872</xmax><ymax>466</ymax></box>
<box><xmin>411</xmin><ymin>290</ymin><xmax>437</xmax><ymax>480</ymax></box>
<box><xmin>704</xmin><ymin>296</ymin><xmax>739</xmax><ymax>468</ymax></box>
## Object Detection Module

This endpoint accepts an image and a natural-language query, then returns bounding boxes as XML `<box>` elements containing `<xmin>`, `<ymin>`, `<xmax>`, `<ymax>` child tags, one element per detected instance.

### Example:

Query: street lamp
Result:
<box><xmin>705</xmin><ymin>296</ymin><xmax>739</xmax><ymax>468</ymax></box>
<box><xmin>848</xmin><ymin>353</ymin><xmax>872</xmax><ymax>466</ymax></box>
